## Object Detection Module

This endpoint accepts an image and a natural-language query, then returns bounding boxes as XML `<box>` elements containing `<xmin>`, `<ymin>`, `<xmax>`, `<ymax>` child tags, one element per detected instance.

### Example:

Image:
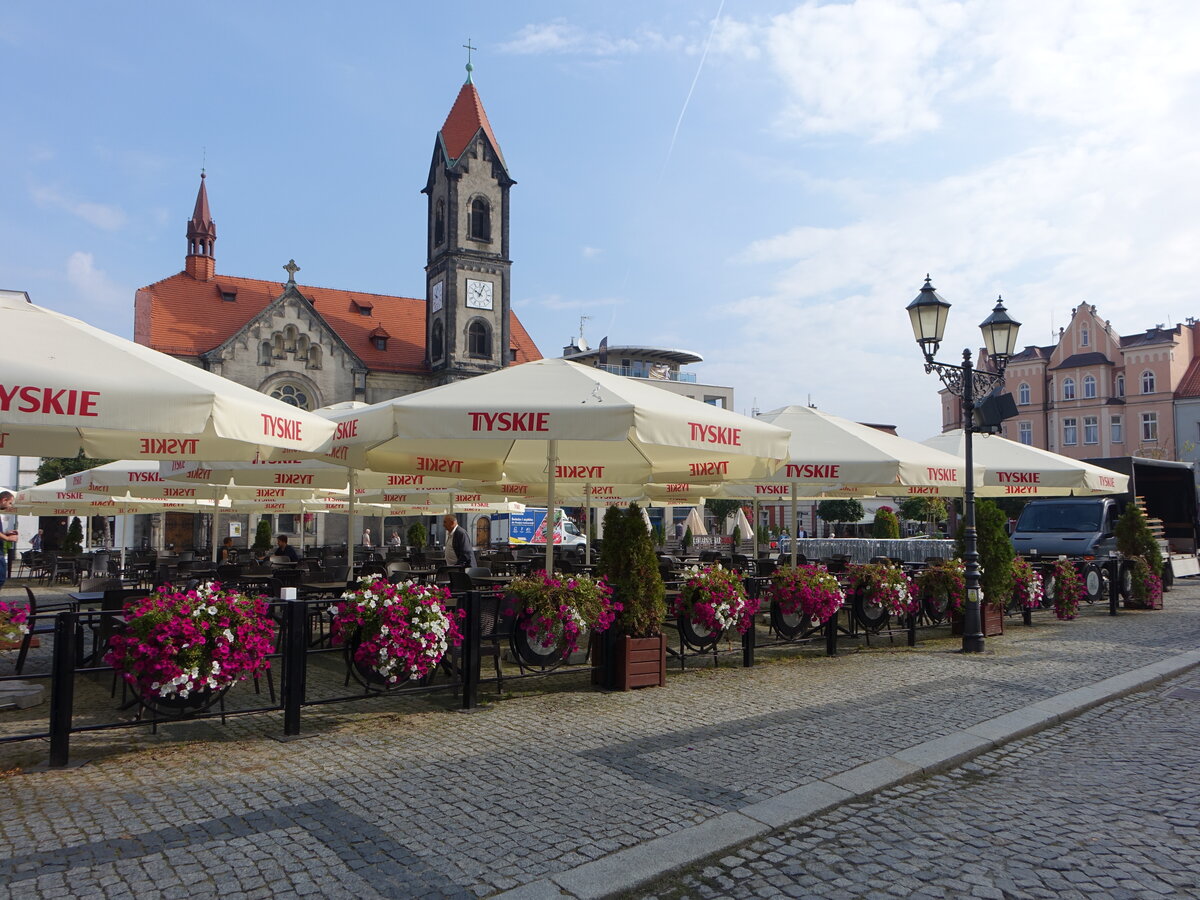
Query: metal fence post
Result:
<box><xmin>48</xmin><ymin>610</ymin><xmax>77</xmax><ymax>768</ymax></box>
<box><xmin>825</xmin><ymin>609</ymin><xmax>839</xmax><ymax>657</ymax></box>
<box><xmin>460</xmin><ymin>590</ymin><xmax>480</xmax><ymax>710</ymax></box>
<box><xmin>1109</xmin><ymin>555</ymin><xmax>1120</xmax><ymax>617</ymax></box>
<box><xmin>907</xmin><ymin>612</ymin><xmax>917</xmax><ymax>647</ymax></box>
<box><xmin>281</xmin><ymin>599</ymin><xmax>307</xmax><ymax>737</ymax></box>
<box><xmin>1022</xmin><ymin>606</ymin><xmax>1033</xmax><ymax>627</ymax></box>
<box><xmin>742</xmin><ymin>622</ymin><xmax>755</xmax><ymax>667</ymax></box>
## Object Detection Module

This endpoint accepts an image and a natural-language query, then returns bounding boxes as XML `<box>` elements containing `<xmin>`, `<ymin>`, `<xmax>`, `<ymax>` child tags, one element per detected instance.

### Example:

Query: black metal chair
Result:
<box><xmin>15</xmin><ymin>587</ymin><xmax>79</xmax><ymax>675</ymax></box>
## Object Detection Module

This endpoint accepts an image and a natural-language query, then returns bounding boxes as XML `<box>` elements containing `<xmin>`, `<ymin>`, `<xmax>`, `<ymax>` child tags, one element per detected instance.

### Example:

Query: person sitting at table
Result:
<box><xmin>218</xmin><ymin>536</ymin><xmax>237</xmax><ymax>565</ymax></box>
<box><xmin>389</xmin><ymin>529</ymin><xmax>403</xmax><ymax>547</ymax></box>
<box><xmin>442</xmin><ymin>514</ymin><xmax>476</xmax><ymax>568</ymax></box>
<box><xmin>274</xmin><ymin>535</ymin><xmax>300</xmax><ymax>563</ymax></box>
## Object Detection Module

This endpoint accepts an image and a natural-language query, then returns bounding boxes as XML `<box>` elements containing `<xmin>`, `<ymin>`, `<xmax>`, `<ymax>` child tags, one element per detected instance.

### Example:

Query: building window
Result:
<box><xmin>1083</xmin><ymin>416</ymin><xmax>1099</xmax><ymax>444</ymax></box>
<box><xmin>1080</xmin><ymin>324</ymin><xmax>1089</xmax><ymax>347</ymax></box>
<box><xmin>1018</xmin><ymin>421</ymin><xmax>1032</xmax><ymax>445</ymax></box>
<box><xmin>434</xmin><ymin>199</ymin><xmax>445</xmax><ymax>246</ymax></box>
<box><xmin>269</xmin><ymin>383</ymin><xmax>310</xmax><ymax>410</ymax></box>
<box><xmin>1141</xmin><ymin>412</ymin><xmax>1158</xmax><ymax>441</ymax></box>
<box><xmin>431</xmin><ymin>320</ymin><xmax>444</xmax><ymax>361</ymax></box>
<box><xmin>1063</xmin><ymin>417</ymin><xmax>1078</xmax><ymax>445</ymax></box>
<box><xmin>1116</xmin><ymin>374</ymin><xmax>1125</xmax><ymax>397</ymax></box>
<box><xmin>1018</xmin><ymin>382</ymin><xmax>1030</xmax><ymax>405</ymax></box>
<box><xmin>1083</xmin><ymin>375</ymin><xmax>1097</xmax><ymax>399</ymax></box>
<box><xmin>470</xmin><ymin>197</ymin><xmax>491</xmax><ymax>241</ymax></box>
<box><xmin>467</xmin><ymin>320</ymin><xmax>491</xmax><ymax>358</ymax></box>
<box><xmin>306</xmin><ymin>346</ymin><xmax>322</xmax><ymax>370</ymax></box>
<box><xmin>372</xmin><ymin>336</ymin><xmax>387</xmax><ymax>351</ymax></box>
<box><xmin>1111</xmin><ymin>416</ymin><xmax>1123</xmax><ymax>443</ymax></box>
<box><xmin>1141</xmin><ymin>370</ymin><xmax>1156</xmax><ymax>394</ymax></box>
<box><xmin>1063</xmin><ymin>378</ymin><xmax>1076</xmax><ymax>400</ymax></box>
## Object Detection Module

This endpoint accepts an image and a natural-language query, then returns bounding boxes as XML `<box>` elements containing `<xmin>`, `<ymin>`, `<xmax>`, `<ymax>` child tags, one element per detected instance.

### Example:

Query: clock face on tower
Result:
<box><xmin>431</xmin><ymin>280</ymin><xmax>443</xmax><ymax>313</ymax></box>
<box><xmin>465</xmin><ymin>278</ymin><xmax>494</xmax><ymax>310</ymax></box>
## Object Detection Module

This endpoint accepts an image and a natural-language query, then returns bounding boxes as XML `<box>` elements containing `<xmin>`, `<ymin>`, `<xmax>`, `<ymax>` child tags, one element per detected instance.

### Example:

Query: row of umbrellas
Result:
<box><xmin>4</xmin><ymin>291</ymin><xmax>1130</xmax><ymax>573</ymax></box>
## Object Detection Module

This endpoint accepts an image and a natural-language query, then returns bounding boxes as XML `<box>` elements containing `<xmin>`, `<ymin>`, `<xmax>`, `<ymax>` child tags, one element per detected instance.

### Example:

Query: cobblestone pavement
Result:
<box><xmin>633</xmin><ymin>667</ymin><xmax>1200</xmax><ymax>900</ymax></box>
<box><xmin>1</xmin><ymin>582</ymin><xmax>1199</xmax><ymax>898</ymax></box>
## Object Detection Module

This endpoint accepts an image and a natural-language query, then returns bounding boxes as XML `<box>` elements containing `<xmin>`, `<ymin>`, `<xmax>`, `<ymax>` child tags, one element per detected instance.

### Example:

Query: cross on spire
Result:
<box><xmin>283</xmin><ymin>259</ymin><xmax>300</xmax><ymax>285</ymax></box>
<box><xmin>463</xmin><ymin>38</ymin><xmax>477</xmax><ymax>83</ymax></box>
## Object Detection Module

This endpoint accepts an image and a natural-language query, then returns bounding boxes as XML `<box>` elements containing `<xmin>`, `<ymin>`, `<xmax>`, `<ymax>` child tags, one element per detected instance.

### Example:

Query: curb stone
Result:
<box><xmin>493</xmin><ymin>648</ymin><xmax>1200</xmax><ymax>900</ymax></box>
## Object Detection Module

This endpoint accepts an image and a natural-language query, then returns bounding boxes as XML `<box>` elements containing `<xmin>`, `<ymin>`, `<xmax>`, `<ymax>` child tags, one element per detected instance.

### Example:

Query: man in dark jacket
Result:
<box><xmin>442</xmin><ymin>514</ymin><xmax>476</xmax><ymax>568</ymax></box>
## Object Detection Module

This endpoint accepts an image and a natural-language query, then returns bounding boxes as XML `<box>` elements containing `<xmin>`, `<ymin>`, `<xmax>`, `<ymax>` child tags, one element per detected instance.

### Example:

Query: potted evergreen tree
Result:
<box><xmin>596</xmin><ymin>503</ymin><xmax>667</xmax><ymax>690</ymax></box>
<box><xmin>1116</xmin><ymin>503</ymin><xmax>1166</xmax><ymax>606</ymax></box>
<box><xmin>952</xmin><ymin>499</ymin><xmax>1011</xmax><ymax>635</ymax></box>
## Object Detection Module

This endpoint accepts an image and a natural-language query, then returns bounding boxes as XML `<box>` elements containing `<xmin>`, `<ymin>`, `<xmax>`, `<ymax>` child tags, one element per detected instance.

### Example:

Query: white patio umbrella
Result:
<box><xmin>922</xmin><ymin>431</ymin><xmax>1130</xmax><ymax>496</ymax></box>
<box><xmin>0</xmin><ymin>289</ymin><xmax>335</xmax><ymax>460</ymax></box>
<box><xmin>318</xmin><ymin>358</ymin><xmax>790</xmax><ymax>572</ymax></box>
<box><xmin>683</xmin><ymin>507</ymin><xmax>707</xmax><ymax>538</ymax></box>
<box><xmin>726</xmin><ymin>506</ymin><xmax>753</xmax><ymax>541</ymax></box>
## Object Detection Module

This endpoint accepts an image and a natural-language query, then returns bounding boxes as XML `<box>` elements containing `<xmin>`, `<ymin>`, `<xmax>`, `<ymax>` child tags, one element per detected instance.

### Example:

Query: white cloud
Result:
<box><xmin>31</xmin><ymin>185</ymin><xmax>127</xmax><ymax>230</ymax></box>
<box><xmin>538</xmin><ymin>294</ymin><xmax>624</xmax><ymax>311</ymax></box>
<box><xmin>581</xmin><ymin>246</ymin><xmax>603</xmax><ymax>259</ymax></box>
<box><xmin>501</xmin><ymin>21</ymin><xmax>674</xmax><ymax>56</ymax></box>
<box><xmin>66</xmin><ymin>252</ymin><xmax>126</xmax><ymax>309</ymax></box>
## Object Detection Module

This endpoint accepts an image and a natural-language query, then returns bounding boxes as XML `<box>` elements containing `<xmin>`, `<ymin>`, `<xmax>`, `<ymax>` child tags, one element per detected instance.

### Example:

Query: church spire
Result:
<box><xmin>185</xmin><ymin>170</ymin><xmax>217</xmax><ymax>281</ymax></box>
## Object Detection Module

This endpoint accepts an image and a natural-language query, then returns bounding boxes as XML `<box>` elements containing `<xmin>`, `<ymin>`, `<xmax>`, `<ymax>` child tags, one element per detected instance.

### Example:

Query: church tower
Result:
<box><xmin>185</xmin><ymin>171</ymin><xmax>216</xmax><ymax>282</ymax></box>
<box><xmin>423</xmin><ymin>58</ymin><xmax>514</xmax><ymax>382</ymax></box>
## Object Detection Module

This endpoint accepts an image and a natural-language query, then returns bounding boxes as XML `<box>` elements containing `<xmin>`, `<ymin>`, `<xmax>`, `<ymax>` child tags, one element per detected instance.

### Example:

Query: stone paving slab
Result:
<box><xmin>1</xmin><ymin>582</ymin><xmax>1199</xmax><ymax>898</ymax></box>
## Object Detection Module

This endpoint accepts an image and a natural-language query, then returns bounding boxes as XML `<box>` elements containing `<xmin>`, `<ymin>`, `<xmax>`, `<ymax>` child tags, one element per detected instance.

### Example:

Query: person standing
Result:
<box><xmin>0</xmin><ymin>492</ymin><xmax>18</xmax><ymax>590</ymax></box>
<box><xmin>361</xmin><ymin>527</ymin><xmax>373</xmax><ymax>549</ymax></box>
<box><xmin>442</xmin><ymin>514</ymin><xmax>476</xmax><ymax>568</ymax></box>
<box><xmin>30</xmin><ymin>528</ymin><xmax>44</xmax><ymax>552</ymax></box>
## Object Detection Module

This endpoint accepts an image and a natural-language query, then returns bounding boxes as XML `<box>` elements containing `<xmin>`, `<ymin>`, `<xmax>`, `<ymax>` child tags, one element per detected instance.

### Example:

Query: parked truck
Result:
<box><xmin>493</xmin><ymin>508</ymin><xmax>589</xmax><ymax>558</ymax></box>
<box><xmin>1010</xmin><ymin>456</ymin><xmax>1200</xmax><ymax>601</ymax></box>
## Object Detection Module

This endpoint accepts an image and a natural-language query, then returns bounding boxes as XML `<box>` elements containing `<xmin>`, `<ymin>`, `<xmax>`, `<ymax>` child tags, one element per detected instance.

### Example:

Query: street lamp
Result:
<box><xmin>907</xmin><ymin>276</ymin><xmax>1021</xmax><ymax>653</ymax></box>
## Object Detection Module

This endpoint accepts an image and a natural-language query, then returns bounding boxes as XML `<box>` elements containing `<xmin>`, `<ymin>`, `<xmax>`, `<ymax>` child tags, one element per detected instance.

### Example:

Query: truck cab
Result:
<box><xmin>1011</xmin><ymin>497</ymin><xmax>1120</xmax><ymax>559</ymax></box>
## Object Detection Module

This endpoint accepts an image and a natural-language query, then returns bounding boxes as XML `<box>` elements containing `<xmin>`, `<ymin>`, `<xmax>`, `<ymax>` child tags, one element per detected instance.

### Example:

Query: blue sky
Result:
<box><xmin>4</xmin><ymin>1</ymin><xmax>1200</xmax><ymax>439</ymax></box>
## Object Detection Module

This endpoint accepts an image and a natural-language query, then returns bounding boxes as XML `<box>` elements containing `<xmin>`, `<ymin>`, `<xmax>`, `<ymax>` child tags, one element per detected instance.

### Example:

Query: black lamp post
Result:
<box><xmin>907</xmin><ymin>276</ymin><xmax>1021</xmax><ymax>653</ymax></box>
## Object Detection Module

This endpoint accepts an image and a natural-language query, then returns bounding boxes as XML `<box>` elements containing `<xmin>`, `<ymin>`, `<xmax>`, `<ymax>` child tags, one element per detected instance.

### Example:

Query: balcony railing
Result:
<box><xmin>593</xmin><ymin>363</ymin><xmax>697</xmax><ymax>383</ymax></box>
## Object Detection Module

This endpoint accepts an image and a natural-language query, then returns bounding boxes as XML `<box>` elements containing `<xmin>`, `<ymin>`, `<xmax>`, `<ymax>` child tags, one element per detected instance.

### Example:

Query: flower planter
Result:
<box><xmin>1125</xmin><ymin>595</ymin><xmax>1164</xmax><ymax>610</ymax></box>
<box><xmin>951</xmin><ymin>604</ymin><xmax>1005</xmax><ymax>637</ymax></box>
<box><xmin>614</xmin><ymin>634</ymin><xmax>666</xmax><ymax>691</ymax></box>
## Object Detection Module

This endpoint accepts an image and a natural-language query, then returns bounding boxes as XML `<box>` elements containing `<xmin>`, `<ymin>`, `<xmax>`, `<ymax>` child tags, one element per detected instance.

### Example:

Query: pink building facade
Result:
<box><xmin>941</xmin><ymin>304</ymin><xmax>1200</xmax><ymax>463</ymax></box>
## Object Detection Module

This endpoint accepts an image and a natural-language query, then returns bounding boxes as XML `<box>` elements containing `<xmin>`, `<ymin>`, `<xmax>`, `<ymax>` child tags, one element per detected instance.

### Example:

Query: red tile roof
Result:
<box><xmin>135</xmin><ymin>271</ymin><xmax>541</xmax><ymax>374</ymax></box>
<box><xmin>1176</xmin><ymin>356</ymin><xmax>1200</xmax><ymax>399</ymax></box>
<box><xmin>440</xmin><ymin>82</ymin><xmax>506</xmax><ymax>169</ymax></box>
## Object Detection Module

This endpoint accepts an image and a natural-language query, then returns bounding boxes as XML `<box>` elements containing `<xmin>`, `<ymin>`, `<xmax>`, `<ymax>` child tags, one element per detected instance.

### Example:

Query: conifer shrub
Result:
<box><xmin>872</xmin><ymin>506</ymin><xmax>901</xmax><ymax>539</ymax></box>
<box><xmin>252</xmin><ymin>517</ymin><xmax>273</xmax><ymax>553</ymax></box>
<box><xmin>954</xmin><ymin>499</ymin><xmax>1014</xmax><ymax>609</ymax></box>
<box><xmin>1115</xmin><ymin>503</ymin><xmax>1163</xmax><ymax>576</ymax></box>
<box><xmin>598</xmin><ymin>503</ymin><xmax>665</xmax><ymax>637</ymax></box>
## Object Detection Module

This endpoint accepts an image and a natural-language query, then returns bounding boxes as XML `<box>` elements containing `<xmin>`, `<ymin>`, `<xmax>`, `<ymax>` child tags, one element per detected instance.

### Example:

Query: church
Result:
<box><xmin>134</xmin><ymin>69</ymin><xmax>542</xmax><ymax>410</ymax></box>
<box><xmin>129</xmin><ymin>68</ymin><xmax>542</xmax><ymax>550</ymax></box>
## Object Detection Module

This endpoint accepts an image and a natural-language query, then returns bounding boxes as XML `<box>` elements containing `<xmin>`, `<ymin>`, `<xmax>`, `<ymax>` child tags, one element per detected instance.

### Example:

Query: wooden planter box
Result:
<box><xmin>614</xmin><ymin>634</ymin><xmax>666</xmax><ymax>691</ymax></box>
<box><xmin>951</xmin><ymin>604</ymin><xmax>1005</xmax><ymax>637</ymax></box>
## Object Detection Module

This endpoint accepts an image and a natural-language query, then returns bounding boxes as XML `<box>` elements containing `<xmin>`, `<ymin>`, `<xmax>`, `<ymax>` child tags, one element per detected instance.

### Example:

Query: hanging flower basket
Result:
<box><xmin>504</xmin><ymin>570</ymin><xmax>620</xmax><ymax>667</ymax></box>
<box><xmin>0</xmin><ymin>600</ymin><xmax>29</xmax><ymax>647</ymax></box>
<box><xmin>1049</xmin><ymin>558</ymin><xmax>1083</xmax><ymax>620</ymax></box>
<box><xmin>673</xmin><ymin>564</ymin><xmax>759</xmax><ymax>650</ymax></box>
<box><xmin>332</xmin><ymin>576</ymin><xmax>463</xmax><ymax>690</ymax></box>
<box><xmin>914</xmin><ymin>559</ymin><xmax>966</xmax><ymax>623</ymax></box>
<box><xmin>107</xmin><ymin>583</ymin><xmax>275</xmax><ymax>717</ymax></box>
<box><xmin>766</xmin><ymin>565</ymin><xmax>844</xmax><ymax>639</ymax></box>
<box><xmin>1011</xmin><ymin>558</ymin><xmax>1044</xmax><ymax>610</ymax></box>
<box><xmin>848</xmin><ymin>563</ymin><xmax>917</xmax><ymax>632</ymax></box>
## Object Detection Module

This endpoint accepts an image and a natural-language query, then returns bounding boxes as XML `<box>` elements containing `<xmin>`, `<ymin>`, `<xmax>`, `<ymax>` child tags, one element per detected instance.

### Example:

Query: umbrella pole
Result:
<box><xmin>791</xmin><ymin>483</ymin><xmax>799</xmax><ymax>567</ymax></box>
<box><xmin>753</xmin><ymin>499</ymin><xmax>759</xmax><ymax>560</ymax></box>
<box><xmin>545</xmin><ymin>440</ymin><xmax>558</xmax><ymax>575</ymax></box>
<box><xmin>347</xmin><ymin>467</ymin><xmax>357</xmax><ymax>565</ymax></box>
<box><xmin>584</xmin><ymin>481</ymin><xmax>592</xmax><ymax>566</ymax></box>
<box><xmin>211</xmin><ymin>489</ymin><xmax>222</xmax><ymax>563</ymax></box>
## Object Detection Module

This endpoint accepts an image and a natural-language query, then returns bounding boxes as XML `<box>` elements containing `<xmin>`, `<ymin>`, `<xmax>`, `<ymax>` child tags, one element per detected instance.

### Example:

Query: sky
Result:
<box><xmin>4</xmin><ymin>0</ymin><xmax>1200</xmax><ymax>441</ymax></box>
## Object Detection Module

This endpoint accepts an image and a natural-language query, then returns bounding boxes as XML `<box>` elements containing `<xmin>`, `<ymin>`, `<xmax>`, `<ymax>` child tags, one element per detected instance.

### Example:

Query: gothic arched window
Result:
<box><xmin>470</xmin><ymin>197</ymin><xmax>491</xmax><ymax>241</ymax></box>
<box><xmin>431</xmin><ymin>320</ymin><xmax>444</xmax><ymax>361</ymax></box>
<box><xmin>434</xmin><ymin>199</ymin><xmax>445</xmax><ymax>246</ymax></box>
<box><xmin>467</xmin><ymin>320</ymin><xmax>491</xmax><ymax>358</ymax></box>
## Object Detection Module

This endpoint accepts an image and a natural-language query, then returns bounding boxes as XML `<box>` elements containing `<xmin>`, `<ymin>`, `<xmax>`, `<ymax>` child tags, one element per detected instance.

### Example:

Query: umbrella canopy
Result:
<box><xmin>732</xmin><ymin>405</ymin><xmax>977</xmax><ymax>495</ymax></box>
<box><xmin>318</xmin><ymin>358</ymin><xmax>789</xmax><ymax>572</ymax></box>
<box><xmin>318</xmin><ymin>358</ymin><xmax>789</xmax><ymax>484</ymax></box>
<box><xmin>0</xmin><ymin>290</ymin><xmax>335</xmax><ymax>460</ymax></box>
<box><xmin>726</xmin><ymin>506</ymin><xmax>753</xmax><ymax>538</ymax></box>
<box><xmin>68</xmin><ymin>460</ymin><xmax>332</xmax><ymax>502</ymax></box>
<box><xmin>683</xmin><ymin>507</ymin><xmax>708</xmax><ymax>537</ymax></box>
<box><xmin>161</xmin><ymin>458</ymin><xmax>462</xmax><ymax>493</ymax></box>
<box><xmin>922</xmin><ymin>431</ymin><xmax>1130</xmax><ymax>496</ymax></box>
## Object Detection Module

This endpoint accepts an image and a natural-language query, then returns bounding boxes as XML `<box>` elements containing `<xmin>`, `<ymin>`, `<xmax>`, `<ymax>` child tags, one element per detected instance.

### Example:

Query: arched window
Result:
<box><xmin>1083</xmin><ymin>375</ymin><xmax>1097</xmax><ymax>398</ymax></box>
<box><xmin>295</xmin><ymin>335</ymin><xmax>310</xmax><ymax>358</ymax></box>
<box><xmin>431</xmin><ymin>320</ymin><xmax>444</xmax><ymax>361</ymax></box>
<box><xmin>259</xmin><ymin>341</ymin><xmax>273</xmax><ymax>366</ymax></box>
<box><xmin>272</xmin><ymin>333</ymin><xmax>286</xmax><ymax>359</ymax></box>
<box><xmin>434</xmin><ymin>199</ymin><xmax>445</xmax><ymax>246</ymax></box>
<box><xmin>467</xmin><ymin>320</ymin><xmax>491</xmax><ymax>358</ymax></box>
<box><xmin>1115</xmin><ymin>374</ymin><xmax>1125</xmax><ymax>397</ymax></box>
<box><xmin>269</xmin><ymin>383</ymin><xmax>311</xmax><ymax>410</ymax></box>
<box><xmin>1062</xmin><ymin>377</ymin><xmax>1076</xmax><ymax>400</ymax></box>
<box><xmin>470</xmin><ymin>197</ymin><xmax>491</xmax><ymax>241</ymax></box>
<box><xmin>1080</xmin><ymin>324</ymin><xmax>1090</xmax><ymax>347</ymax></box>
<box><xmin>1141</xmin><ymin>370</ymin><xmax>1156</xmax><ymax>393</ymax></box>
<box><xmin>1018</xmin><ymin>382</ymin><xmax>1031</xmax><ymax>405</ymax></box>
<box><xmin>306</xmin><ymin>346</ymin><xmax>322</xmax><ymax>370</ymax></box>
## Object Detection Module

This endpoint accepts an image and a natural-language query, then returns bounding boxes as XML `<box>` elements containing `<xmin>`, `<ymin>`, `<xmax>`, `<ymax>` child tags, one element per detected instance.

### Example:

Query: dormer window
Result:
<box><xmin>351</xmin><ymin>298</ymin><xmax>374</xmax><ymax>317</ymax></box>
<box><xmin>217</xmin><ymin>283</ymin><xmax>238</xmax><ymax>302</ymax></box>
<box><xmin>369</xmin><ymin>325</ymin><xmax>390</xmax><ymax>352</ymax></box>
